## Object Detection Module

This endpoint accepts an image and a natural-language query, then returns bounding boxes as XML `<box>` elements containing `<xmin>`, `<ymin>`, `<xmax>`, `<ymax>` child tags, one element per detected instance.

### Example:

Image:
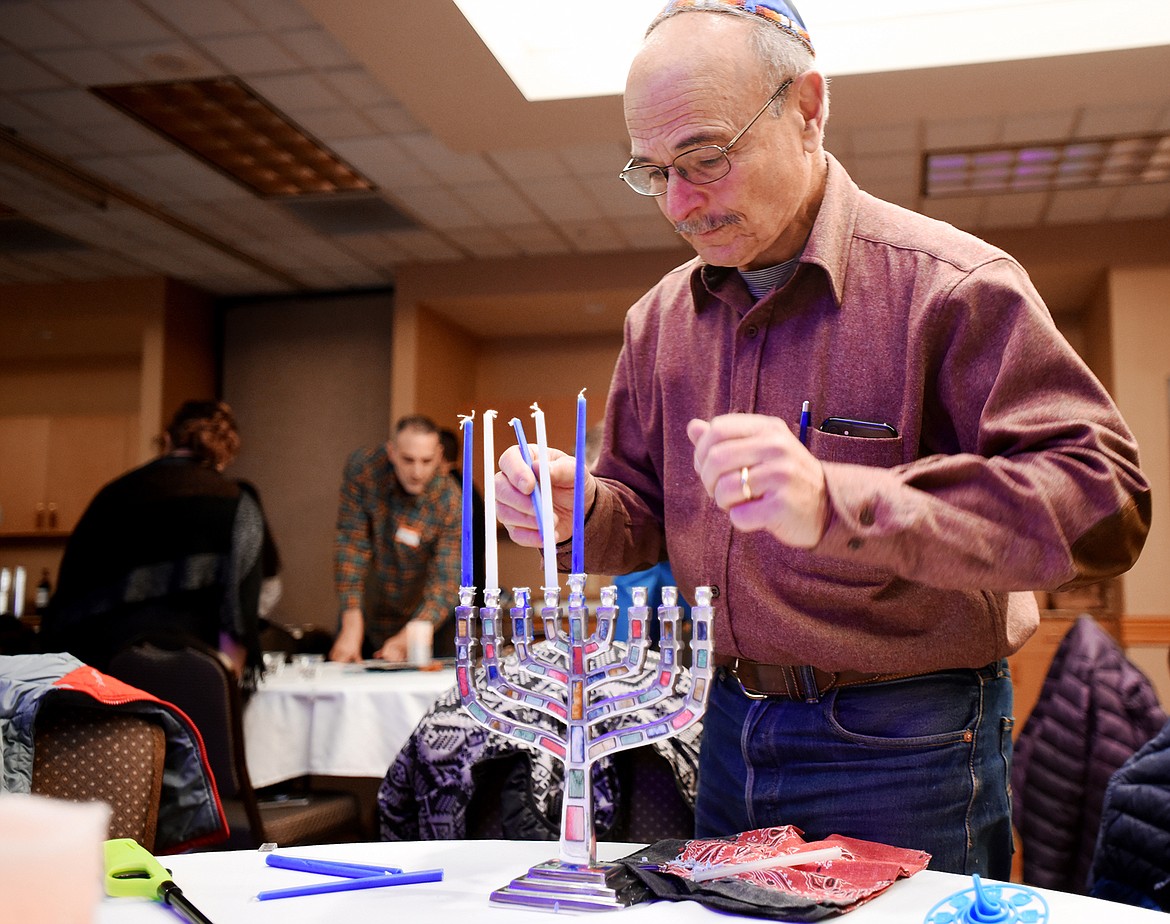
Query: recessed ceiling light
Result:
<box><xmin>924</xmin><ymin>132</ymin><xmax>1170</xmax><ymax>197</ymax></box>
<box><xmin>453</xmin><ymin>0</ymin><xmax>1170</xmax><ymax>101</ymax></box>
<box><xmin>91</xmin><ymin>77</ymin><xmax>376</xmax><ymax>198</ymax></box>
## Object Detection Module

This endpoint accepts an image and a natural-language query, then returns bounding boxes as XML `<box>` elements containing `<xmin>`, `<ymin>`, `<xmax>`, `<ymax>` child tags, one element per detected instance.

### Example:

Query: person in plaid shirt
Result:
<box><xmin>329</xmin><ymin>415</ymin><xmax>461</xmax><ymax>662</ymax></box>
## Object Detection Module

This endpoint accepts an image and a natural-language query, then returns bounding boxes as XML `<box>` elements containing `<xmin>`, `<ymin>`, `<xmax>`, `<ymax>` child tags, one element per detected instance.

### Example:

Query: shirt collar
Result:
<box><xmin>690</xmin><ymin>152</ymin><xmax>856</xmax><ymax>311</ymax></box>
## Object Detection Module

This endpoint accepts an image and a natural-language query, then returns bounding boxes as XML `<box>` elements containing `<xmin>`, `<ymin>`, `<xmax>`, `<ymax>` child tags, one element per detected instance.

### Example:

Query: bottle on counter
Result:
<box><xmin>35</xmin><ymin>569</ymin><xmax>51</xmax><ymax>613</ymax></box>
<box><xmin>0</xmin><ymin>568</ymin><xmax>10</xmax><ymax>615</ymax></box>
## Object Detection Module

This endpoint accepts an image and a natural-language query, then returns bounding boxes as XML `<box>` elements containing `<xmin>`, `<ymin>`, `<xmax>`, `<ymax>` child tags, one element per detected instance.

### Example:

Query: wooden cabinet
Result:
<box><xmin>0</xmin><ymin>414</ymin><xmax>139</xmax><ymax>536</ymax></box>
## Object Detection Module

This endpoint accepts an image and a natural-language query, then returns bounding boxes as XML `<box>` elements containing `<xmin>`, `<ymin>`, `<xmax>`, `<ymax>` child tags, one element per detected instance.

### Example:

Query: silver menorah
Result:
<box><xmin>455</xmin><ymin>572</ymin><xmax>713</xmax><ymax>912</ymax></box>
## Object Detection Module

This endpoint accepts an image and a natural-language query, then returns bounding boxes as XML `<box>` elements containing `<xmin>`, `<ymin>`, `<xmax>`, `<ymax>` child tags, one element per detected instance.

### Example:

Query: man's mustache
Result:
<box><xmin>675</xmin><ymin>213</ymin><xmax>740</xmax><ymax>235</ymax></box>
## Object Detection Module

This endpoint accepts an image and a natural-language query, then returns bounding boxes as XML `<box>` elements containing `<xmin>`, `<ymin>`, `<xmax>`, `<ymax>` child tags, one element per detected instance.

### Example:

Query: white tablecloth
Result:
<box><xmin>243</xmin><ymin>662</ymin><xmax>456</xmax><ymax>787</ymax></box>
<box><xmin>97</xmin><ymin>840</ymin><xmax>1166</xmax><ymax>923</ymax></box>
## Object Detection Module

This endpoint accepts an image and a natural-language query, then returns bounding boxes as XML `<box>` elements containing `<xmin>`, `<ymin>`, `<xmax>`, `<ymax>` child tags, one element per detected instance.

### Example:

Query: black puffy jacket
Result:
<box><xmin>1011</xmin><ymin>617</ymin><xmax>1166</xmax><ymax>892</ymax></box>
<box><xmin>1089</xmin><ymin>716</ymin><xmax>1170</xmax><ymax>910</ymax></box>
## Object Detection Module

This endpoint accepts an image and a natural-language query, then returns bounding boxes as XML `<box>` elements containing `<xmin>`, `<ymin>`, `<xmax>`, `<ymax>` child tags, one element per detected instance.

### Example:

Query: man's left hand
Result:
<box><xmin>687</xmin><ymin>413</ymin><xmax>828</xmax><ymax>548</ymax></box>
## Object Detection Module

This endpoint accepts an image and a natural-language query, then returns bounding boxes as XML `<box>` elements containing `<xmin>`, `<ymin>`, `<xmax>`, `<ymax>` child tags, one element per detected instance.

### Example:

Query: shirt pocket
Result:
<box><xmin>807</xmin><ymin>430</ymin><xmax>904</xmax><ymax>469</ymax></box>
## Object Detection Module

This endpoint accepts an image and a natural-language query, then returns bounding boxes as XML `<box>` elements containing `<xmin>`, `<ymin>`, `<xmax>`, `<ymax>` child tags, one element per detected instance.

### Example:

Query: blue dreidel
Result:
<box><xmin>923</xmin><ymin>872</ymin><xmax>1049</xmax><ymax>924</ymax></box>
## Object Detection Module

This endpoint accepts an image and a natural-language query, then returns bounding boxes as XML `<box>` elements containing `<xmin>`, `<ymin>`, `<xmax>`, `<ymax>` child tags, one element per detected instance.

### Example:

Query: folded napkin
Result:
<box><xmin>620</xmin><ymin>825</ymin><xmax>930</xmax><ymax>920</ymax></box>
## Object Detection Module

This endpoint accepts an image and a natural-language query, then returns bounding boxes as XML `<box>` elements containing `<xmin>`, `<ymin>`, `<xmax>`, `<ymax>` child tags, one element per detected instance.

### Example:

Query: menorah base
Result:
<box><xmin>489</xmin><ymin>858</ymin><xmax>645</xmax><ymax>913</ymax></box>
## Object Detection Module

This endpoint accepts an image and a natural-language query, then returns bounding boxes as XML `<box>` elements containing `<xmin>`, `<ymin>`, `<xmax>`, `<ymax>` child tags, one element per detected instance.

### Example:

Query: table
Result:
<box><xmin>97</xmin><ymin>840</ymin><xmax>1166</xmax><ymax>923</ymax></box>
<box><xmin>243</xmin><ymin>662</ymin><xmax>456</xmax><ymax>788</ymax></box>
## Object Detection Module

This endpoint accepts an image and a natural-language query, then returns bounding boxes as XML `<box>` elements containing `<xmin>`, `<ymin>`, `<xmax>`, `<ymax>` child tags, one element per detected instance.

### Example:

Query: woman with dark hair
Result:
<box><xmin>40</xmin><ymin>400</ymin><xmax>274</xmax><ymax>687</ymax></box>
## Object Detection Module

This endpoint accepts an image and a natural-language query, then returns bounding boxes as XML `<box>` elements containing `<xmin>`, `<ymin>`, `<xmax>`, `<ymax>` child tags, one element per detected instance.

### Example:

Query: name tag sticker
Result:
<box><xmin>395</xmin><ymin>525</ymin><xmax>421</xmax><ymax>548</ymax></box>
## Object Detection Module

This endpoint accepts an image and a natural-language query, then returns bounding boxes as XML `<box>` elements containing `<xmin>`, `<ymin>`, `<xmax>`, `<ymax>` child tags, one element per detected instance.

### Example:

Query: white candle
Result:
<box><xmin>482</xmin><ymin>409</ymin><xmax>499</xmax><ymax>593</ymax></box>
<box><xmin>531</xmin><ymin>402</ymin><xmax>558</xmax><ymax>593</ymax></box>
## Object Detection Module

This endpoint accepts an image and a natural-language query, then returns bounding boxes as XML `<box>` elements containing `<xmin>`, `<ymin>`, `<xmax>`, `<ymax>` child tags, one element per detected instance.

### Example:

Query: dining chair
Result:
<box><xmin>31</xmin><ymin>701</ymin><xmax>167</xmax><ymax>852</ymax></box>
<box><xmin>107</xmin><ymin>638</ymin><xmax>361</xmax><ymax>850</ymax></box>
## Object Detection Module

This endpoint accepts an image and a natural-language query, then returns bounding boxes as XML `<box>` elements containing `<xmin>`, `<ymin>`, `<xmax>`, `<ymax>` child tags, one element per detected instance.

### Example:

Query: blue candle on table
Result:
<box><xmin>459</xmin><ymin>413</ymin><xmax>474</xmax><ymax>588</ymax></box>
<box><xmin>572</xmin><ymin>388</ymin><xmax>586</xmax><ymax>575</ymax></box>
<box><xmin>510</xmin><ymin>416</ymin><xmax>545</xmax><ymax>540</ymax></box>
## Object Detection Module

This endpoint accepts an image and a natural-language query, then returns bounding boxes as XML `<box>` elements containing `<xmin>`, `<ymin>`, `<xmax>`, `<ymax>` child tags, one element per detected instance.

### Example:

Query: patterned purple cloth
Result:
<box><xmin>378</xmin><ymin>647</ymin><xmax>700</xmax><ymax>841</ymax></box>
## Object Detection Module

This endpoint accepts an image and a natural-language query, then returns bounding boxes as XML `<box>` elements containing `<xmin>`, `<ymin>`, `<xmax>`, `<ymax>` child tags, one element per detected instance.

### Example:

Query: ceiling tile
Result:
<box><xmin>6</xmin><ymin>122</ymin><xmax>95</xmax><ymax>161</ymax></box>
<box><xmin>51</xmin><ymin>0</ymin><xmax>175</xmax><ymax>45</ymax></box>
<box><xmin>523</xmin><ymin>176</ymin><xmax>601</xmax><ymax>222</ymax></box>
<box><xmin>1109</xmin><ymin>182</ymin><xmax>1170</xmax><ymax>220</ymax></box>
<box><xmin>390</xmin><ymin>186</ymin><xmax>480</xmax><ymax>230</ymax></box>
<box><xmin>111</xmin><ymin>40</ymin><xmax>223</xmax><ymax>81</ymax></box>
<box><xmin>25</xmin><ymin>86</ymin><xmax>127</xmax><ymax>125</ymax></box>
<box><xmin>0</xmin><ymin>53</ymin><xmax>67</xmax><ymax>92</ymax></box>
<box><xmin>362</xmin><ymin>102</ymin><xmax>422</xmax><ymax>135</ymax></box>
<box><xmin>920</xmin><ymin>197</ymin><xmax>985</xmax><ymax>232</ymax></box>
<box><xmin>453</xmin><ymin>183</ymin><xmax>541</xmax><ymax>225</ymax></box>
<box><xmin>560</xmin><ymin>142</ymin><xmax>632</xmax><ymax>177</ymax></box>
<box><xmin>35</xmin><ymin>47</ymin><xmax>143</xmax><ymax>85</ymax></box>
<box><xmin>396</xmin><ymin>133</ymin><xmax>499</xmax><ymax>185</ymax></box>
<box><xmin>0</xmin><ymin>163</ymin><xmax>93</xmax><ymax>214</ymax></box>
<box><xmin>383</xmin><ymin>228</ymin><xmax>463</xmax><ymax>261</ymax></box>
<box><xmin>276</xmin><ymin>28</ymin><xmax>354</xmax><ymax>69</ymax></box>
<box><xmin>294</xmin><ymin>107</ymin><xmax>378</xmax><ymax>141</ymax></box>
<box><xmin>850</xmin><ymin>123</ymin><xmax>918</xmax><ymax>156</ymax></box>
<box><xmin>0</xmin><ymin>96</ymin><xmax>50</xmax><ymax>132</ymax></box>
<box><xmin>248</xmin><ymin>72</ymin><xmax>344</xmax><ymax>114</ymax></box>
<box><xmin>199</xmin><ymin>33</ymin><xmax>301</xmax><ymax>74</ymax></box>
<box><xmin>981</xmin><ymin>192</ymin><xmax>1048</xmax><ymax>229</ymax></box>
<box><xmin>444</xmin><ymin>226</ymin><xmax>521</xmax><ymax>259</ymax></box>
<box><xmin>582</xmin><ymin>175</ymin><xmax>663</xmax><ymax>220</ymax></box>
<box><xmin>125</xmin><ymin>152</ymin><xmax>247</xmax><ymax>201</ymax></box>
<box><xmin>332</xmin><ymin>231</ymin><xmax>412</xmax><ymax>264</ymax></box>
<box><xmin>0</xmin><ymin>4</ymin><xmax>87</xmax><ymax>50</ymax></box>
<box><xmin>141</xmin><ymin>0</ymin><xmax>255</xmax><ymax>39</ymax></box>
<box><xmin>559</xmin><ymin>218</ymin><xmax>622</xmax><ymax>254</ymax></box>
<box><xmin>331</xmin><ymin>137</ymin><xmax>435</xmax><ymax>190</ymax></box>
<box><xmin>1000</xmin><ymin>110</ymin><xmax>1077</xmax><ymax>145</ymax></box>
<box><xmin>490</xmin><ymin>148</ymin><xmax>569</xmax><ymax>183</ymax></box>
<box><xmin>1046</xmin><ymin>187</ymin><xmax>1119</xmax><ymax>225</ymax></box>
<box><xmin>924</xmin><ymin>117</ymin><xmax>999</xmax><ymax>150</ymax></box>
<box><xmin>321</xmin><ymin>69</ymin><xmax>389</xmax><ymax>110</ymax></box>
<box><xmin>500</xmin><ymin>223</ymin><xmax>570</xmax><ymax>255</ymax></box>
<box><xmin>75</xmin><ymin>116</ymin><xmax>172</xmax><ymax>156</ymax></box>
<box><xmin>231</xmin><ymin>0</ymin><xmax>316</xmax><ymax>31</ymax></box>
<box><xmin>1077</xmin><ymin>104</ymin><xmax>1163</xmax><ymax>138</ymax></box>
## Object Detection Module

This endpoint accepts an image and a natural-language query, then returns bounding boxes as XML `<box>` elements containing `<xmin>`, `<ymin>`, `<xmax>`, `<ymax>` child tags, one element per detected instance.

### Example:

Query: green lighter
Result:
<box><xmin>103</xmin><ymin>838</ymin><xmax>215</xmax><ymax>924</ymax></box>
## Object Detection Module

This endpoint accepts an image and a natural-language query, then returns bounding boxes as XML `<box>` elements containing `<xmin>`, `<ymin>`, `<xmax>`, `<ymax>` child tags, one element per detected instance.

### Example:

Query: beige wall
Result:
<box><xmin>221</xmin><ymin>293</ymin><xmax>395</xmax><ymax>632</ymax></box>
<box><xmin>1107</xmin><ymin>266</ymin><xmax>1170</xmax><ymax>618</ymax></box>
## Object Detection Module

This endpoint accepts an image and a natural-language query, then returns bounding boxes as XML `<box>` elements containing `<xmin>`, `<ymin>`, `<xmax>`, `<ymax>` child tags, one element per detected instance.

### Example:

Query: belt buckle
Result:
<box><xmin>727</xmin><ymin>659</ymin><xmax>769</xmax><ymax>700</ymax></box>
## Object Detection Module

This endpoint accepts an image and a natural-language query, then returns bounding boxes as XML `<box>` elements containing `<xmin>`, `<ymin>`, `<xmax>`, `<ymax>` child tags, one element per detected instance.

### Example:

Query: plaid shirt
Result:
<box><xmin>333</xmin><ymin>445</ymin><xmax>460</xmax><ymax>644</ymax></box>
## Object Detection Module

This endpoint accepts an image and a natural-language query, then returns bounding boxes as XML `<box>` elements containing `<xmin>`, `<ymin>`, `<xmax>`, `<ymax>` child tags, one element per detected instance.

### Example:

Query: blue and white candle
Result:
<box><xmin>572</xmin><ymin>388</ymin><xmax>586</xmax><ymax>575</ymax></box>
<box><xmin>482</xmin><ymin>409</ymin><xmax>499</xmax><ymax>593</ymax></box>
<box><xmin>459</xmin><ymin>413</ymin><xmax>474</xmax><ymax>588</ymax></box>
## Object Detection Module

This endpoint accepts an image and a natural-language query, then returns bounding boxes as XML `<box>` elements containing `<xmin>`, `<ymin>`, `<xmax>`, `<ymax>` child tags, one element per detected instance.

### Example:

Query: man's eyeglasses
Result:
<box><xmin>619</xmin><ymin>78</ymin><xmax>793</xmax><ymax>197</ymax></box>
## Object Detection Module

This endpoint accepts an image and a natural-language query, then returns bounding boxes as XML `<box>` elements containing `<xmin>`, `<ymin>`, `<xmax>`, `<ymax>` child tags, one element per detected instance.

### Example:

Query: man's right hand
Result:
<box><xmin>328</xmin><ymin>607</ymin><xmax>365</xmax><ymax>662</ymax></box>
<box><xmin>494</xmin><ymin>443</ymin><xmax>594</xmax><ymax>547</ymax></box>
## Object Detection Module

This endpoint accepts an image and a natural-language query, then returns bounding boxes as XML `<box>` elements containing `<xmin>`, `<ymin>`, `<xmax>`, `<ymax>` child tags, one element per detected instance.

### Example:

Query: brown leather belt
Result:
<box><xmin>715</xmin><ymin>655</ymin><xmax>929</xmax><ymax>703</ymax></box>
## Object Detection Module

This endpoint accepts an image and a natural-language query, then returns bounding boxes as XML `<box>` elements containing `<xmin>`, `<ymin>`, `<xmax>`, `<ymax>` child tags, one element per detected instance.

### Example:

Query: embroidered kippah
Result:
<box><xmin>658</xmin><ymin>0</ymin><xmax>814</xmax><ymax>55</ymax></box>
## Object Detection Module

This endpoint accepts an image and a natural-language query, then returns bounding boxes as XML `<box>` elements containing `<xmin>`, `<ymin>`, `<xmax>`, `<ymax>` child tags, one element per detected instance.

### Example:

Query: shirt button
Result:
<box><xmin>847</xmin><ymin>538</ymin><xmax>864</xmax><ymax>551</ymax></box>
<box><xmin>745</xmin><ymin>325</ymin><xmax>759</xmax><ymax>338</ymax></box>
<box><xmin>859</xmin><ymin>505</ymin><xmax>875</xmax><ymax>527</ymax></box>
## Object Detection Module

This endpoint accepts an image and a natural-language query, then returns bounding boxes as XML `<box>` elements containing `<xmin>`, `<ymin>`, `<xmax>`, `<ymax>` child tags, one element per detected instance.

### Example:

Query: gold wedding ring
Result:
<box><xmin>740</xmin><ymin>466</ymin><xmax>752</xmax><ymax>500</ymax></box>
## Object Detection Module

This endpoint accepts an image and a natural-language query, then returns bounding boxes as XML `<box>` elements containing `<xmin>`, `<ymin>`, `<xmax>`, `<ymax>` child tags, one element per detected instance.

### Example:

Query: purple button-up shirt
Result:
<box><xmin>573</xmin><ymin>154</ymin><xmax>1150</xmax><ymax>673</ymax></box>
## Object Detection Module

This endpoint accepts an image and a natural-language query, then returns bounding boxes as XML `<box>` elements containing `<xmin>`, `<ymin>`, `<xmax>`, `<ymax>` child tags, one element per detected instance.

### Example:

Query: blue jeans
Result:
<box><xmin>695</xmin><ymin>661</ymin><xmax>1014</xmax><ymax>878</ymax></box>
